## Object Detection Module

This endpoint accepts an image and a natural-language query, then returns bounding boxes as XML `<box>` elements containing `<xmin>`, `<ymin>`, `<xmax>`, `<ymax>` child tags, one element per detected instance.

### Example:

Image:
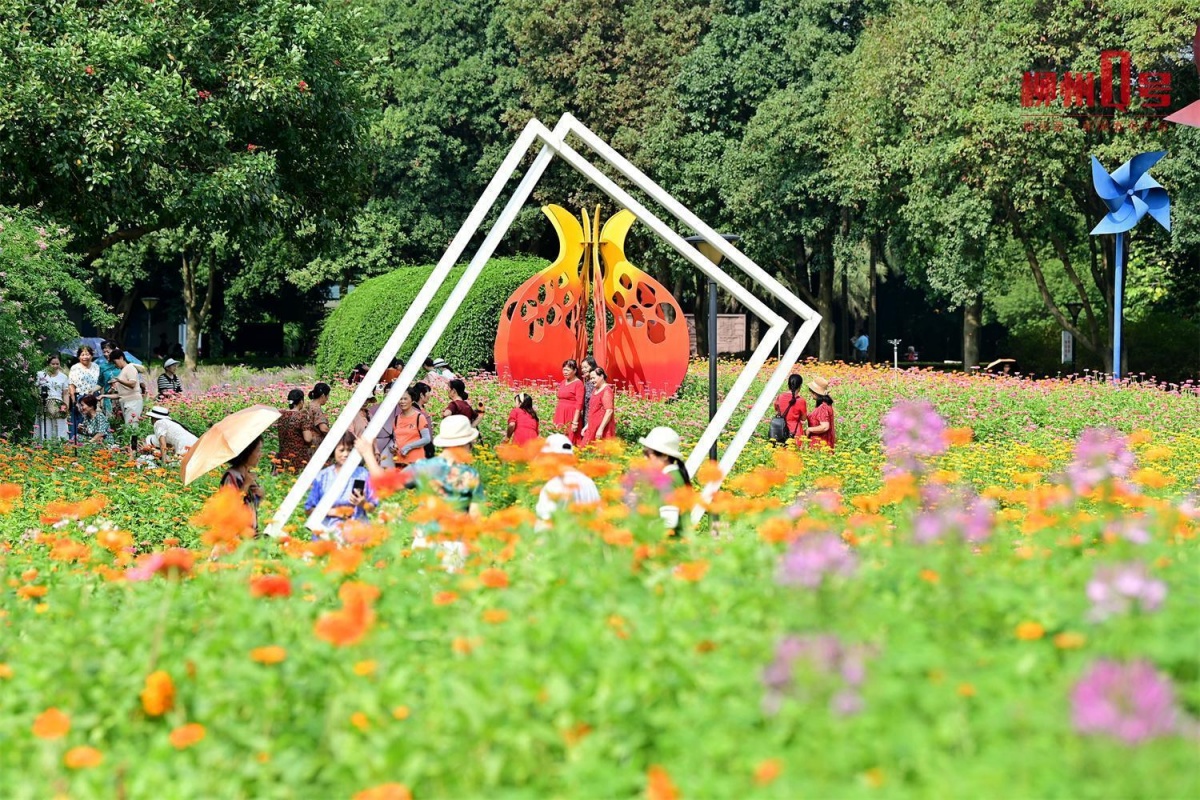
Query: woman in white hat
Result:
<box><xmin>534</xmin><ymin>434</ymin><xmax>601</xmax><ymax>528</ymax></box>
<box><xmin>638</xmin><ymin>426</ymin><xmax>691</xmax><ymax>533</ymax></box>
<box><xmin>804</xmin><ymin>376</ymin><xmax>836</xmax><ymax>450</ymax></box>
<box><xmin>157</xmin><ymin>358</ymin><xmax>183</xmax><ymax>398</ymax></box>
<box><xmin>145</xmin><ymin>406</ymin><xmax>198</xmax><ymax>460</ymax></box>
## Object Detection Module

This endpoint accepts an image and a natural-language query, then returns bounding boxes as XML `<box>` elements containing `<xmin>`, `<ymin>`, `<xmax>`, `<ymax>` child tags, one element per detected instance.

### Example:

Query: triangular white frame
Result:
<box><xmin>269</xmin><ymin>114</ymin><xmax>821</xmax><ymax>534</ymax></box>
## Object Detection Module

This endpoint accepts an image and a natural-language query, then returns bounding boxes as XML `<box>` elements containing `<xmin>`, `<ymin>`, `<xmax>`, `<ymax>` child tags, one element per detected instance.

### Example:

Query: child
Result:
<box><xmin>506</xmin><ymin>392</ymin><xmax>540</xmax><ymax>446</ymax></box>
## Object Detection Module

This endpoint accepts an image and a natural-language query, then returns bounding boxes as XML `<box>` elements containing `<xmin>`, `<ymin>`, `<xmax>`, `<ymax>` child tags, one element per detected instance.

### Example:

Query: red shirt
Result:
<box><xmin>806</xmin><ymin>402</ymin><xmax>836</xmax><ymax>450</ymax></box>
<box><xmin>553</xmin><ymin>379</ymin><xmax>585</xmax><ymax>428</ymax></box>
<box><xmin>583</xmin><ymin>385</ymin><xmax>615</xmax><ymax>444</ymax></box>
<box><xmin>773</xmin><ymin>392</ymin><xmax>808</xmax><ymax>439</ymax></box>
<box><xmin>508</xmin><ymin>407</ymin><xmax>540</xmax><ymax>445</ymax></box>
<box><xmin>445</xmin><ymin>398</ymin><xmax>477</xmax><ymax>422</ymax></box>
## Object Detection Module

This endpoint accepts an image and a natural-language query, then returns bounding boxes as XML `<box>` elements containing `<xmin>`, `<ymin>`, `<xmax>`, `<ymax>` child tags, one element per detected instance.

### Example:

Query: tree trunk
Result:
<box><xmin>106</xmin><ymin>290</ymin><xmax>139</xmax><ymax>344</ymax></box>
<box><xmin>963</xmin><ymin>293</ymin><xmax>982</xmax><ymax>371</ymax></box>
<box><xmin>840</xmin><ymin>265</ymin><xmax>850</xmax><ymax>360</ymax></box>
<box><xmin>868</xmin><ymin>236</ymin><xmax>878</xmax><ymax>361</ymax></box>
<box><xmin>817</xmin><ymin>245</ymin><xmax>835</xmax><ymax>362</ymax></box>
<box><xmin>180</xmin><ymin>251</ymin><xmax>216</xmax><ymax>371</ymax></box>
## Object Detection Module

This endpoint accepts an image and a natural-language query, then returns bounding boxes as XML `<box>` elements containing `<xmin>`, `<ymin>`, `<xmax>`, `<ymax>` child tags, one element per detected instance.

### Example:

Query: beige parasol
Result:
<box><xmin>180</xmin><ymin>404</ymin><xmax>281</xmax><ymax>486</ymax></box>
<box><xmin>985</xmin><ymin>358</ymin><xmax>1016</xmax><ymax>371</ymax></box>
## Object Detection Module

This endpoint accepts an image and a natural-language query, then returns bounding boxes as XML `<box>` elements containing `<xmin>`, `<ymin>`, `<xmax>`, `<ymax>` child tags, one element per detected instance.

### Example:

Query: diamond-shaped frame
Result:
<box><xmin>269</xmin><ymin>115</ymin><xmax>821</xmax><ymax>534</ymax></box>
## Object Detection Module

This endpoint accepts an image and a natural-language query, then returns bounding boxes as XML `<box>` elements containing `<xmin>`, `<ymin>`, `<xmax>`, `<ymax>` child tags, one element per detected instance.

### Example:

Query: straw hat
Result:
<box><xmin>541</xmin><ymin>434</ymin><xmax>574</xmax><ymax>454</ymax></box>
<box><xmin>433</xmin><ymin>414</ymin><xmax>479</xmax><ymax>448</ymax></box>
<box><xmin>808</xmin><ymin>376</ymin><xmax>831</xmax><ymax>397</ymax></box>
<box><xmin>147</xmin><ymin>406</ymin><xmax>171</xmax><ymax>420</ymax></box>
<box><xmin>638</xmin><ymin>426</ymin><xmax>684</xmax><ymax>461</ymax></box>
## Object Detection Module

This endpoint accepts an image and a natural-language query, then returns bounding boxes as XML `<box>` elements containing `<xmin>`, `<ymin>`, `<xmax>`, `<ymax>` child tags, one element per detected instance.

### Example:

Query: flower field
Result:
<box><xmin>1</xmin><ymin>363</ymin><xmax>1198</xmax><ymax>798</ymax></box>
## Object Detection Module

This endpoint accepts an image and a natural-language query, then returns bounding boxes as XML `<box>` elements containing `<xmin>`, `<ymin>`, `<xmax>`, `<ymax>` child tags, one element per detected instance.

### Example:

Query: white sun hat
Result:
<box><xmin>638</xmin><ymin>426</ymin><xmax>684</xmax><ymax>461</ymax></box>
<box><xmin>147</xmin><ymin>406</ymin><xmax>171</xmax><ymax>420</ymax></box>
<box><xmin>541</xmin><ymin>434</ymin><xmax>574</xmax><ymax>454</ymax></box>
<box><xmin>433</xmin><ymin>414</ymin><xmax>479</xmax><ymax>448</ymax></box>
<box><xmin>163</xmin><ymin>358</ymin><xmax>180</xmax><ymax>368</ymax></box>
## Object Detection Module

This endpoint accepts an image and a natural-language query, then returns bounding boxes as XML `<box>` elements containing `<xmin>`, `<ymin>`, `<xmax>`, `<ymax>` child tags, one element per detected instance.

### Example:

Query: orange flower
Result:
<box><xmin>919</xmin><ymin>569</ymin><xmax>940</xmax><ymax>584</ymax></box>
<box><xmin>17</xmin><ymin>584</ymin><xmax>47</xmax><ymax>600</ymax></box>
<box><xmin>452</xmin><ymin>636</ymin><xmax>480</xmax><ymax>654</ymax></box>
<box><xmin>646</xmin><ymin>765</ymin><xmax>680</xmax><ymax>800</ymax></box>
<box><xmin>482</xmin><ymin>609</ymin><xmax>509</xmax><ymax>624</ymax></box>
<box><xmin>562</xmin><ymin>721</ymin><xmax>593</xmax><ymax>747</ymax></box>
<box><xmin>957</xmin><ymin>682</ymin><xmax>976</xmax><ymax>698</ymax></box>
<box><xmin>369</xmin><ymin>468</ymin><xmax>410</xmax><ymax>499</ymax></box>
<box><xmin>141</xmin><ymin>670</ymin><xmax>176</xmax><ymax>716</ymax></box>
<box><xmin>190</xmin><ymin>486</ymin><xmax>255</xmax><ymax>547</ymax></box>
<box><xmin>1015</xmin><ymin>621</ymin><xmax>1045</xmax><ymax>641</ymax></box>
<box><xmin>168</xmin><ymin>723</ymin><xmax>206</xmax><ymax>749</ymax></box>
<box><xmin>313</xmin><ymin>581</ymin><xmax>380</xmax><ymax>647</ymax></box>
<box><xmin>350</xmin><ymin>711</ymin><xmax>370</xmax><ymax>731</ymax></box>
<box><xmin>433</xmin><ymin>591</ymin><xmax>459</xmax><ymax>606</ymax></box>
<box><xmin>772</xmin><ymin>447</ymin><xmax>804</xmax><ymax>474</ymax></box>
<box><xmin>32</xmin><ymin>707</ymin><xmax>70</xmax><ymax>739</ymax></box>
<box><xmin>753</xmin><ymin>758</ymin><xmax>783</xmax><ymax>786</ymax></box>
<box><xmin>1054</xmin><ymin>631</ymin><xmax>1087</xmax><ymax>650</ymax></box>
<box><xmin>250</xmin><ymin>646</ymin><xmax>287</xmax><ymax>664</ymax></box>
<box><xmin>694</xmin><ymin>460</ymin><xmax>724</xmax><ymax>486</ymax></box>
<box><xmin>673</xmin><ymin>561</ymin><xmax>709</xmax><ymax>582</ymax></box>
<box><xmin>353</xmin><ymin>784</ymin><xmax>412</xmax><ymax>800</ymax></box>
<box><xmin>95</xmin><ymin>529</ymin><xmax>134</xmax><ymax>553</ymax></box>
<box><xmin>392</xmin><ymin>705</ymin><xmax>411</xmax><ymax>720</ymax></box>
<box><xmin>1131</xmin><ymin>468</ymin><xmax>1173</xmax><ymax>490</ymax></box>
<box><xmin>249</xmin><ymin>574</ymin><xmax>292</xmax><ymax>598</ymax></box>
<box><xmin>40</xmin><ymin>495</ymin><xmax>108</xmax><ymax>525</ymax></box>
<box><xmin>326</xmin><ymin>546</ymin><xmax>364</xmax><ymax>575</ymax></box>
<box><xmin>758</xmin><ymin>517</ymin><xmax>796</xmax><ymax>544</ymax></box>
<box><xmin>479</xmin><ymin>568</ymin><xmax>509</xmax><ymax>589</ymax></box>
<box><xmin>0</xmin><ymin>663</ymin><xmax>13</xmax><ymax>680</ymax></box>
<box><xmin>64</xmin><ymin>746</ymin><xmax>103</xmax><ymax>769</ymax></box>
<box><xmin>0</xmin><ymin>483</ymin><xmax>21</xmax><ymax>513</ymax></box>
<box><xmin>944</xmin><ymin>427</ymin><xmax>974</xmax><ymax>446</ymax></box>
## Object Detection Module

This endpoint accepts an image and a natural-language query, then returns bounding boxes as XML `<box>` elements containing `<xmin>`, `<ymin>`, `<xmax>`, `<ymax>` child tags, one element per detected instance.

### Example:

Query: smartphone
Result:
<box><xmin>130</xmin><ymin>435</ymin><xmax>139</xmax><ymax>451</ymax></box>
<box><xmin>352</xmin><ymin>478</ymin><xmax>366</xmax><ymax>495</ymax></box>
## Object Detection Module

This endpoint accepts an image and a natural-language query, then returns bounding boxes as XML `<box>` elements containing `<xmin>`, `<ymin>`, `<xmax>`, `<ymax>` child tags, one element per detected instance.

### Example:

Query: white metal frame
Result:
<box><xmin>267</xmin><ymin>115</ymin><xmax>820</xmax><ymax>535</ymax></box>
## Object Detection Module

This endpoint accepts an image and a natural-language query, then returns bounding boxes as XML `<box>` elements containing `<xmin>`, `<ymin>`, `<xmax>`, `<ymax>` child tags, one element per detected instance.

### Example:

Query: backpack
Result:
<box><xmin>767</xmin><ymin>394</ymin><xmax>800</xmax><ymax>444</ymax></box>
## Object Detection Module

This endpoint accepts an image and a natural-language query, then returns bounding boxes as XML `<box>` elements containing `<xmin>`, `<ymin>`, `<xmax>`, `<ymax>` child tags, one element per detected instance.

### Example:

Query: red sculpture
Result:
<box><xmin>495</xmin><ymin>205</ymin><xmax>689</xmax><ymax>397</ymax></box>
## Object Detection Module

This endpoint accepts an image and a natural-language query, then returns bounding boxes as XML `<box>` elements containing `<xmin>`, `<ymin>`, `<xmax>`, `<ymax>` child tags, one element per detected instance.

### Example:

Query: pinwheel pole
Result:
<box><xmin>1089</xmin><ymin>151</ymin><xmax>1171</xmax><ymax>382</ymax></box>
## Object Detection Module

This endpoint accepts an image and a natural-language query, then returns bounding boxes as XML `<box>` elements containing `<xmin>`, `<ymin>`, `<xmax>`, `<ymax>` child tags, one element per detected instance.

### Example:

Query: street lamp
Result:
<box><xmin>141</xmin><ymin>296</ymin><xmax>159</xmax><ymax>356</ymax></box>
<box><xmin>1064</xmin><ymin>301</ymin><xmax>1083</xmax><ymax>374</ymax></box>
<box><xmin>888</xmin><ymin>339</ymin><xmax>902</xmax><ymax>370</ymax></box>
<box><xmin>684</xmin><ymin>234</ymin><xmax>740</xmax><ymax>462</ymax></box>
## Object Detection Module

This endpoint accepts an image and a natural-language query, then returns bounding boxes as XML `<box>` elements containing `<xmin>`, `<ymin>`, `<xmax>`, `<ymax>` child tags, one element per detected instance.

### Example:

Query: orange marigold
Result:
<box><xmin>189</xmin><ymin>486</ymin><xmax>255</xmax><ymax>547</ymax></box>
<box><xmin>249</xmin><ymin>574</ymin><xmax>292</xmax><ymax>598</ymax></box>
<box><xmin>0</xmin><ymin>483</ymin><xmax>21</xmax><ymax>513</ymax></box>
<box><xmin>433</xmin><ymin>591</ymin><xmax>459</xmax><ymax>606</ymax></box>
<box><xmin>753</xmin><ymin>758</ymin><xmax>783</xmax><ymax>786</ymax></box>
<box><xmin>646</xmin><ymin>765</ymin><xmax>680</xmax><ymax>800</ymax></box>
<box><xmin>141</xmin><ymin>670</ymin><xmax>176</xmax><ymax>717</ymax></box>
<box><xmin>169</xmin><ymin>723</ymin><xmax>206</xmax><ymax>749</ymax></box>
<box><xmin>64</xmin><ymin>746</ymin><xmax>103</xmax><ymax>769</ymax></box>
<box><xmin>350</xmin><ymin>711</ymin><xmax>370</xmax><ymax>730</ymax></box>
<box><xmin>479</xmin><ymin>568</ymin><xmax>509</xmax><ymax>589</ymax></box>
<box><xmin>673</xmin><ymin>561</ymin><xmax>710</xmax><ymax>582</ymax></box>
<box><xmin>1053</xmin><ymin>631</ymin><xmax>1087</xmax><ymax>650</ymax></box>
<box><xmin>40</xmin><ymin>495</ymin><xmax>108</xmax><ymax>525</ymax></box>
<box><xmin>1015</xmin><ymin>621</ymin><xmax>1045</xmax><ymax>641</ymax></box>
<box><xmin>353</xmin><ymin>784</ymin><xmax>412</xmax><ymax>800</ymax></box>
<box><xmin>482</xmin><ymin>609</ymin><xmax>509</xmax><ymax>624</ymax></box>
<box><xmin>251</xmin><ymin>646</ymin><xmax>287</xmax><ymax>664</ymax></box>
<box><xmin>32</xmin><ymin>707</ymin><xmax>70</xmax><ymax>739</ymax></box>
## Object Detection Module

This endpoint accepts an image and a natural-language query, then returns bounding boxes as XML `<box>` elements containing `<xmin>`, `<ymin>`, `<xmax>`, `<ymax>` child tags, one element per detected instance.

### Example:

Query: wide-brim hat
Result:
<box><xmin>147</xmin><ymin>406</ymin><xmax>171</xmax><ymax>420</ymax></box>
<box><xmin>431</xmin><ymin>358</ymin><xmax>449</xmax><ymax>368</ymax></box>
<box><xmin>541</xmin><ymin>434</ymin><xmax>574</xmax><ymax>455</ymax></box>
<box><xmin>638</xmin><ymin>426</ymin><xmax>684</xmax><ymax>462</ymax></box>
<box><xmin>808</xmin><ymin>376</ymin><xmax>831</xmax><ymax>397</ymax></box>
<box><xmin>433</xmin><ymin>414</ymin><xmax>479</xmax><ymax>448</ymax></box>
<box><xmin>163</xmin><ymin>358</ymin><xmax>180</xmax><ymax>368</ymax></box>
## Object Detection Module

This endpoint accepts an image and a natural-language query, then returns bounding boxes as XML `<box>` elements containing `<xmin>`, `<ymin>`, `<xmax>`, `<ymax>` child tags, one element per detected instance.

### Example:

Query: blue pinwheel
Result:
<box><xmin>1089</xmin><ymin>151</ymin><xmax>1170</xmax><ymax>381</ymax></box>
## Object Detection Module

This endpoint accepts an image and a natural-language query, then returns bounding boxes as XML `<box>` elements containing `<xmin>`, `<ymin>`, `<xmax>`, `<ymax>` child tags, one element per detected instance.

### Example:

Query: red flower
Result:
<box><xmin>84</xmin><ymin>65</ymin><xmax>94</xmax><ymax>76</ymax></box>
<box><xmin>297</xmin><ymin>80</ymin><xmax>309</xmax><ymax>92</ymax></box>
<box><xmin>197</xmin><ymin>89</ymin><xmax>212</xmax><ymax>101</ymax></box>
<box><xmin>249</xmin><ymin>574</ymin><xmax>292</xmax><ymax>598</ymax></box>
<box><xmin>247</xmin><ymin>144</ymin><xmax>258</xmax><ymax>153</ymax></box>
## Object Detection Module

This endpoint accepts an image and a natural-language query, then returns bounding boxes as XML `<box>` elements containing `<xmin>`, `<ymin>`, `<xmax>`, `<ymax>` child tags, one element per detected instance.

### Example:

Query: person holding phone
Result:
<box><xmin>305</xmin><ymin>432</ymin><xmax>377</xmax><ymax>537</ymax></box>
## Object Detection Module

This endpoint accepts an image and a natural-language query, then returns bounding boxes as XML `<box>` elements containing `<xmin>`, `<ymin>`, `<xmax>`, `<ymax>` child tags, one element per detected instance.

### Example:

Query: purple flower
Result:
<box><xmin>777</xmin><ymin>533</ymin><xmax>858</xmax><ymax>588</ymax></box>
<box><xmin>912</xmin><ymin>484</ymin><xmax>994</xmax><ymax>545</ymax></box>
<box><xmin>1105</xmin><ymin>515</ymin><xmax>1151</xmax><ymax>545</ymax></box>
<box><xmin>1072</xmin><ymin>659</ymin><xmax>1178</xmax><ymax>744</ymax></box>
<box><xmin>1086</xmin><ymin>562</ymin><xmax>1166</xmax><ymax>621</ymax></box>
<box><xmin>762</xmin><ymin>633</ymin><xmax>874</xmax><ymax>716</ymax></box>
<box><xmin>1065</xmin><ymin>428</ymin><xmax>1135</xmax><ymax>495</ymax></box>
<box><xmin>881</xmin><ymin>400</ymin><xmax>948</xmax><ymax>474</ymax></box>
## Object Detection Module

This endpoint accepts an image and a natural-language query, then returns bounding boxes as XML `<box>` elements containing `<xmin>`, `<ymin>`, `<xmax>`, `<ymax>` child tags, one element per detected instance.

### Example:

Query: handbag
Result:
<box><xmin>767</xmin><ymin>394</ymin><xmax>800</xmax><ymax>444</ymax></box>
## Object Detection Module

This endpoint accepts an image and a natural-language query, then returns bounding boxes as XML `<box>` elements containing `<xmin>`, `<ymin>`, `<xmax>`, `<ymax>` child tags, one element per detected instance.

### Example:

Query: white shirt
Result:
<box><xmin>153</xmin><ymin>418</ymin><xmax>198</xmax><ymax>454</ymax></box>
<box><xmin>536</xmin><ymin>468</ymin><xmax>602</xmax><ymax>521</ymax></box>
<box><xmin>37</xmin><ymin>370</ymin><xmax>69</xmax><ymax>402</ymax></box>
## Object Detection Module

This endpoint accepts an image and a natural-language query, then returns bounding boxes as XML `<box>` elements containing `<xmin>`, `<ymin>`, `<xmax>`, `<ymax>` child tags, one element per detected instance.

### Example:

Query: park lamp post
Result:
<box><xmin>141</xmin><ymin>296</ymin><xmax>159</xmax><ymax>355</ymax></box>
<box><xmin>685</xmin><ymin>233</ymin><xmax>740</xmax><ymax>462</ymax></box>
<box><xmin>888</xmin><ymin>339</ymin><xmax>901</xmax><ymax>370</ymax></box>
<box><xmin>1064</xmin><ymin>301</ymin><xmax>1084</xmax><ymax>374</ymax></box>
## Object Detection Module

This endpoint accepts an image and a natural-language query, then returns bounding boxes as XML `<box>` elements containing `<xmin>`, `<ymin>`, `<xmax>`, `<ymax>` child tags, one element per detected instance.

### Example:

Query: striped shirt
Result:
<box><xmin>157</xmin><ymin>373</ymin><xmax>183</xmax><ymax>397</ymax></box>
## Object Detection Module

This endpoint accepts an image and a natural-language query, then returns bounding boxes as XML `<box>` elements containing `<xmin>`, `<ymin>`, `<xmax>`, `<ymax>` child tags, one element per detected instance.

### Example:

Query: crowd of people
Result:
<box><xmin>34</xmin><ymin>340</ymin><xmax>187</xmax><ymax>444</ymax></box>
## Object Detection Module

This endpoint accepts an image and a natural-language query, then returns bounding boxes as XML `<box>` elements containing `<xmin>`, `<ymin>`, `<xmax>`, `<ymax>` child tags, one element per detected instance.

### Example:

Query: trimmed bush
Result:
<box><xmin>315</xmin><ymin>256</ymin><xmax>546</xmax><ymax>379</ymax></box>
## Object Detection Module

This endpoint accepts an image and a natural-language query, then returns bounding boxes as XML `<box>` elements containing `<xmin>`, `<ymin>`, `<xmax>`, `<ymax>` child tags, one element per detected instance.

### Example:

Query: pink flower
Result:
<box><xmin>913</xmin><ymin>484</ymin><xmax>994</xmax><ymax>545</ymax></box>
<box><xmin>777</xmin><ymin>533</ymin><xmax>857</xmax><ymax>588</ymax></box>
<box><xmin>1065</xmin><ymin>428</ymin><xmax>1134</xmax><ymax>495</ymax></box>
<box><xmin>1086</xmin><ymin>562</ymin><xmax>1166</xmax><ymax>621</ymax></box>
<box><xmin>1072</xmin><ymin>659</ymin><xmax>1178</xmax><ymax>744</ymax></box>
<box><xmin>247</xmin><ymin>144</ymin><xmax>258</xmax><ymax>153</ymax></box>
<box><xmin>881</xmin><ymin>400</ymin><xmax>947</xmax><ymax>474</ymax></box>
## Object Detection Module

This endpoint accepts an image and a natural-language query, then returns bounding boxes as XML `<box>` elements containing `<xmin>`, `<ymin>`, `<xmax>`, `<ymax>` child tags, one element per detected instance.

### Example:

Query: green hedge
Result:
<box><xmin>315</xmin><ymin>256</ymin><xmax>546</xmax><ymax>379</ymax></box>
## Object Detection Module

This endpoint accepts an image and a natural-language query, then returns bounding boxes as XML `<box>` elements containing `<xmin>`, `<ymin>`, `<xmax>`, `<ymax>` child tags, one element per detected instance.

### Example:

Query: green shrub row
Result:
<box><xmin>315</xmin><ymin>257</ymin><xmax>546</xmax><ymax>379</ymax></box>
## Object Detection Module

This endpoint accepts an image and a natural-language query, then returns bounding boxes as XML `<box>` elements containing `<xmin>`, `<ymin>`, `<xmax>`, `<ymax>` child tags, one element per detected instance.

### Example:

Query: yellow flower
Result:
<box><xmin>1015</xmin><ymin>621</ymin><xmax>1045</xmax><ymax>641</ymax></box>
<box><xmin>1053</xmin><ymin>632</ymin><xmax>1087</xmax><ymax>650</ymax></box>
<box><xmin>353</xmin><ymin>660</ymin><xmax>377</xmax><ymax>676</ymax></box>
<box><xmin>251</xmin><ymin>646</ymin><xmax>287</xmax><ymax>665</ymax></box>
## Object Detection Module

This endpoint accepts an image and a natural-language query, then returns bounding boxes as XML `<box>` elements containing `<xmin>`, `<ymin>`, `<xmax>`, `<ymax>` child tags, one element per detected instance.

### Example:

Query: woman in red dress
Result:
<box><xmin>553</xmin><ymin>359</ymin><xmax>585</xmax><ymax>443</ymax></box>
<box><xmin>774</xmin><ymin>374</ymin><xmax>808</xmax><ymax>447</ymax></box>
<box><xmin>805</xmin><ymin>376</ymin><xmax>836</xmax><ymax>451</ymax></box>
<box><xmin>581</xmin><ymin>367</ymin><xmax>615</xmax><ymax>446</ymax></box>
<box><xmin>506</xmin><ymin>392</ymin><xmax>541</xmax><ymax>445</ymax></box>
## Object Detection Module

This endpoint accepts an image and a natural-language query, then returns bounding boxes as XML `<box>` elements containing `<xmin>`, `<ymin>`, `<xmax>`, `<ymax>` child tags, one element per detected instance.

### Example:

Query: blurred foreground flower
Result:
<box><xmin>913</xmin><ymin>484</ymin><xmax>994</xmax><ymax>545</ymax></box>
<box><xmin>777</xmin><ymin>533</ymin><xmax>857</xmax><ymax>589</ymax></box>
<box><xmin>881</xmin><ymin>400</ymin><xmax>947</xmax><ymax>474</ymax></box>
<box><xmin>1072</xmin><ymin>659</ymin><xmax>1179</xmax><ymax>744</ymax></box>
<box><xmin>1065</xmin><ymin>428</ymin><xmax>1135</xmax><ymax>496</ymax></box>
<box><xmin>0</xmin><ymin>483</ymin><xmax>20</xmax><ymax>513</ymax></box>
<box><xmin>190</xmin><ymin>486</ymin><xmax>255</xmax><ymax>547</ymax></box>
<box><xmin>314</xmin><ymin>581</ymin><xmax>380</xmax><ymax>647</ymax></box>
<box><xmin>1087</xmin><ymin>562</ymin><xmax>1166</xmax><ymax>621</ymax></box>
<box><xmin>762</xmin><ymin>633</ymin><xmax>872</xmax><ymax>716</ymax></box>
<box><xmin>141</xmin><ymin>670</ymin><xmax>176</xmax><ymax>716</ymax></box>
<box><xmin>646</xmin><ymin>765</ymin><xmax>680</xmax><ymax>800</ymax></box>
